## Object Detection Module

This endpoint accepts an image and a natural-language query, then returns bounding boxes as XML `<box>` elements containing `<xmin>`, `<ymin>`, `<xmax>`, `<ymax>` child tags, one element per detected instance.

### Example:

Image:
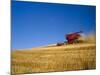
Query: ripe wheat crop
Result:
<box><xmin>11</xmin><ymin>43</ymin><xmax>96</xmax><ymax>74</ymax></box>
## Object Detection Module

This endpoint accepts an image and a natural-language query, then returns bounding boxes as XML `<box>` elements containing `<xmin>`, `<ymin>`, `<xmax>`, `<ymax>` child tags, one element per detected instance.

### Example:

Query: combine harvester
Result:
<box><xmin>57</xmin><ymin>31</ymin><xmax>83</xmax><ymax>46</ymax></box>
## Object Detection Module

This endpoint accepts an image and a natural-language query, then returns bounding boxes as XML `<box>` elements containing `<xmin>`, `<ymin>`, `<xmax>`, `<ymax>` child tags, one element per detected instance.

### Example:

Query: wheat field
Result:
<box><xmin>11</xmin><ymin>42</ymin><xmax>96</xmax><ymax>74</ymax></box>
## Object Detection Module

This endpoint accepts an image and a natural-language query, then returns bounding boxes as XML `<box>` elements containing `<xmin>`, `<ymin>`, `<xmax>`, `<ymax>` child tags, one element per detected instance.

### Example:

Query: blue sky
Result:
<box><xmin>11</xmin><ymin>1</ymin><xmax>96</xmax><ymax>49</ymax></box>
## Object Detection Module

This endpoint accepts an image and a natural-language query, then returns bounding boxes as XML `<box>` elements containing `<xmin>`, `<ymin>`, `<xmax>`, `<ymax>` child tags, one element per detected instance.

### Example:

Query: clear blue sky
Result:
<box><xmin>11</xmin><ymin>1</ymin><xmax>96</xmax><ymax>49</ymax></box>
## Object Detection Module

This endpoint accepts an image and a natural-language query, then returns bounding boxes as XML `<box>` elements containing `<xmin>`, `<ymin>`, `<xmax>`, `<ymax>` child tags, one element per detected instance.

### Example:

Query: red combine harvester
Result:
<box><xmin>66</xmin><ymin>31</ymin><xmax>83</xmax><ymax>44</ymax></box>
<box><xmin>57</xmin><ymin>31</ymin><xmax>83</xmax><ymax>46</ymax></box>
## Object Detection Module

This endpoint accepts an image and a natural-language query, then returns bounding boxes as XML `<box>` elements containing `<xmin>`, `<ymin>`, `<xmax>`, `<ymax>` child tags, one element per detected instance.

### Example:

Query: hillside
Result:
<box><xmin>11</xmin><ymin>43</ymin><xmax>96</xmax><ymax>74</ymax></box>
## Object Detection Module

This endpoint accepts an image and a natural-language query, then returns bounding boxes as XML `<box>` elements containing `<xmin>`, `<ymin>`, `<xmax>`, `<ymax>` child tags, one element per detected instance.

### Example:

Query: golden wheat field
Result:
<box><xmin>11</xmin><ymin>41</ymin><xmax>96</xmax><ymax>74</ymax></box>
